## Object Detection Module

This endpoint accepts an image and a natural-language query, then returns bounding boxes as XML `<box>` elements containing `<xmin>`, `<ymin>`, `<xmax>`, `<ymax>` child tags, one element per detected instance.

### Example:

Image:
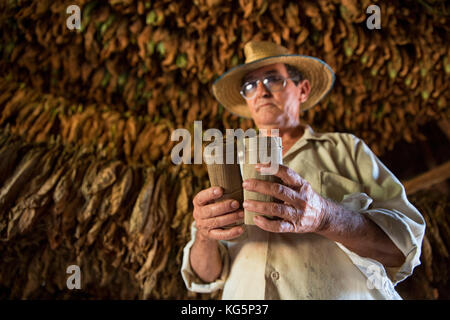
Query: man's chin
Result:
<box><xmin>250</xmin><ymin>109</ymin><xmax>282</xmax><ymax>125</ymax></box>
<box><xmin>254</xmin><ymin>116</ymin><xmax>281</xmax><ymax>128</ymax></box>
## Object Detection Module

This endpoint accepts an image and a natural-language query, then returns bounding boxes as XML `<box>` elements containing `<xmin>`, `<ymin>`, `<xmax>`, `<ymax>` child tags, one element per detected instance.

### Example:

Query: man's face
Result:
<box><xmin>242</xmin><ymin>63</ymin><xmax>310</xmax><ymax>130</ymax></box>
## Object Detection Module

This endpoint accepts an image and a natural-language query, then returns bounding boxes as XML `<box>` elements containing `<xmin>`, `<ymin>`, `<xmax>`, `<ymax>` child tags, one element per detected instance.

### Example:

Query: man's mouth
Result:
<box><xmin>257</xmin><ymin>103</ymin><xmax>275</xmax><ymax>111</ymax></box>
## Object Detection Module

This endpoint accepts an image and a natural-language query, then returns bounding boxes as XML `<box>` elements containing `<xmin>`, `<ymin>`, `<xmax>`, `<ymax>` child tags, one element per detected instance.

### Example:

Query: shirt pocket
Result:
<box><xmin>320</xmin><ymin>171</ymin><xmax>363</xmax><ymax>203</ymax></box>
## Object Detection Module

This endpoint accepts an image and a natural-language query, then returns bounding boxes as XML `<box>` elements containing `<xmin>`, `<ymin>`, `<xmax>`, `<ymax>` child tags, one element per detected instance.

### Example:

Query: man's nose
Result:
<box><xmin>255</xmin><ymin>81</ymin><xmax>271</xmax><ymax>98</ymax></box>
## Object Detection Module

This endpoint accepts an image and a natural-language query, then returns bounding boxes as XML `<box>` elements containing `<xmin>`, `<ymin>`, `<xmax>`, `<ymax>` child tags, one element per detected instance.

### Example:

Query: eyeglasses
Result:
<box><xmin>240</xmin><ymin>75</ymin><xmax>299</xmax><ymax>99</ymax></box>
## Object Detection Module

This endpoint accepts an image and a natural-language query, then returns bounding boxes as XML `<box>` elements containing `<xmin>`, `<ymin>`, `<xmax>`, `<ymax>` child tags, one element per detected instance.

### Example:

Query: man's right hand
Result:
<box><xmin>193</xmin><ymin>186</ymin><xmax>245</xmax><ymax>241</ymax></box>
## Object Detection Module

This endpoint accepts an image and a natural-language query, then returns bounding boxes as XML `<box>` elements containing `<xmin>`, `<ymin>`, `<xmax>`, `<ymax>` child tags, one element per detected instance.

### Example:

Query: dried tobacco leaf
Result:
<box><xmin>110</xmin><ymin>167</ymin><xmax>133</xmax><ymax>216</ymax></box>
<box><xmin>0</xmin><ymin>140</ymin><xmax>23</xmax><ymax>187</ymax></box>
<box><xmin>128</xmin><ymin>168</ymin><xmax>155</xmax><ymax>234</ymax></box>
<box><xmin>0</xmin><ymin>148</ymin><xmax>45</xmax><ymax>215</ymax></box>
<box><xmin>90</xmin><ymin>160</ymin><xmax>123</xmax><ymax>194</ymax></box>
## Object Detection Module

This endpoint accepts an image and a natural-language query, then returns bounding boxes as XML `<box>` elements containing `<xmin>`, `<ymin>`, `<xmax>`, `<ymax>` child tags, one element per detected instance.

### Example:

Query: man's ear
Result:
<box><xmin>298</xmin><ymin>80</ymin><xmax>311</xmax><ymax>103</ymax></box>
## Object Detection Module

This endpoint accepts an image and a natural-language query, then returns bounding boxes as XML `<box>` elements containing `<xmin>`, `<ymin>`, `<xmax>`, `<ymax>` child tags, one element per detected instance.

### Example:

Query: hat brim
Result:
<box><xmin>212</xmin><ymin>54</ymin><xmax>335</xmax><ymax>119</ymax></box>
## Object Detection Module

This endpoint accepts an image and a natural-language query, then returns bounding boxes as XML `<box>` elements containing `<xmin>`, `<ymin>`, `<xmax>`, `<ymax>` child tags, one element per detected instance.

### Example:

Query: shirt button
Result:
<box><xmin>271</xmin><ymin>271</ymin><xmax>279</xmax><ymax>280</ymax></box>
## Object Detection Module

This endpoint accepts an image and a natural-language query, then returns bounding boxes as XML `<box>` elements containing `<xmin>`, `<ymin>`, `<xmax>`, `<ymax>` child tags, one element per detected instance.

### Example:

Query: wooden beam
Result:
<box><xmin>403</xmin><ymin>160</ymin><xmax>450</xmax><ymax>195</ymax></box>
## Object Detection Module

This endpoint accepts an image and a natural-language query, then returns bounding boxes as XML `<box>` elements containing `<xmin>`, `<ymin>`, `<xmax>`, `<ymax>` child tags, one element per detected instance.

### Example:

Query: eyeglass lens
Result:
<box><xmin>242</xmin><ymin>76</ymin><xmax>285</xmax><ymax>98</ymax></box>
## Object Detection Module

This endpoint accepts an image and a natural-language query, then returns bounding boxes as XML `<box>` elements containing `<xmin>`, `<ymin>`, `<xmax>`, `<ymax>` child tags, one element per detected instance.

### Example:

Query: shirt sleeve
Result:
<box><xmin>180</xmin><ymin>220</ymin><xmax>230</xmax><ymax>293</ymax></box>
<box><xmin>335</xmin><ymin>135</ymin><xmax>425</xmax><ymax>295</ymax></box>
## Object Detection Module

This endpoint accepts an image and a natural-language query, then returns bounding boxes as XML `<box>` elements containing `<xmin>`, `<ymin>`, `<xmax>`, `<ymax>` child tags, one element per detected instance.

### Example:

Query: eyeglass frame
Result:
<box><xmin>239</xmin><ymin>74</ymin><xmax>301</xmax><ymax>100</ymax></box>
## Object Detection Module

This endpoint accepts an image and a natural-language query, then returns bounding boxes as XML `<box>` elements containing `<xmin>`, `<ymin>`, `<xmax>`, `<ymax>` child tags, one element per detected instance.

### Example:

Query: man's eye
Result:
<box><xmin>266</xmin><ymin>75</ymin><xmax>283</xmax><ymax>83</ymax></box>
<box><xmin>244</xmin><ymin>82</ymin><xmax>256</xmax><ymax>91</ymax></box>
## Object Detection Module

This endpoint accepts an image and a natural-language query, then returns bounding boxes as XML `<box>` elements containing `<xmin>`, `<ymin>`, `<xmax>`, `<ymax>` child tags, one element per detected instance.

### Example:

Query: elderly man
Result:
<box><xmin>180</xmin><ymin>41</ymin><xmax>425</xmax><ymax>299</ymax></box>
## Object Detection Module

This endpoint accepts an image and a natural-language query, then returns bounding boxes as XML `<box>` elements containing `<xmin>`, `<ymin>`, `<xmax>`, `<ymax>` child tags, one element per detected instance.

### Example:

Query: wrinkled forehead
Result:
<box><xmin>242</xmin><ymin>63</ymin><xmax>287</xmax><ymax>83</ymax></box>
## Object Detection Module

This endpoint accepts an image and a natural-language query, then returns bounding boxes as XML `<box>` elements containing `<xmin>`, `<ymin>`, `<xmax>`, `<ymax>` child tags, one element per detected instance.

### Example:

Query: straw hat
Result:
<box><xmin>212</xmin><ymin>41</ymin><xmax>335</xmax><ymax>119</ymax></box>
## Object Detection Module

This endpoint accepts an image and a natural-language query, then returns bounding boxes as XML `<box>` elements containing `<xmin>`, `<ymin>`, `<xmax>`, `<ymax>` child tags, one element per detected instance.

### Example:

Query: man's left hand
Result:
<box><xmin>242</xmin><ymin>163</ymin><xmax>331</xmax><ymax>233</ymax></box>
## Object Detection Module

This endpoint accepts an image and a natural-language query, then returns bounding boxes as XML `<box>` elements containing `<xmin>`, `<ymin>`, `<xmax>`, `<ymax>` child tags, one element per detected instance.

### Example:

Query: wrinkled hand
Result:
<box><xmin>193</xmin><ymin>187</ymin><xmax>245</xmax><ymax>241</ymax></box>
<box><xmin>242</xmin><ymin>163</ymin><xmax>330</xmax><ymax>233</ymax></box>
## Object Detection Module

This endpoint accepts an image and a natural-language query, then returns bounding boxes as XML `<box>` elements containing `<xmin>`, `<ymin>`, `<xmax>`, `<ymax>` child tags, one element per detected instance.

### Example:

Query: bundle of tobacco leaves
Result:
<box><xmin>0</xmin><ymin>0</ymin><xmax>448</xmax><ymax>155</ymax></box>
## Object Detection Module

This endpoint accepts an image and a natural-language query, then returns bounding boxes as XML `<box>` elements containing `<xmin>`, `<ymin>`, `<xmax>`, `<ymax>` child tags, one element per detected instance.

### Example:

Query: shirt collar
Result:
<box><xmin>282</xmin><ymin>124</ymin><xmax>335</xmax><ymax>160</ymax></box>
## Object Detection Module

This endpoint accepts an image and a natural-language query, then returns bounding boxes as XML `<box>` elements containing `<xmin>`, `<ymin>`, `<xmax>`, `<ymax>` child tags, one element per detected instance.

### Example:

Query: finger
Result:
<box><xmin>202</xmin><ymin>198</ymin><xmax>241</xmax><ymax>218</ymax></box>
<box><xmin>243</xmin><ymin>178</ymin><xmax>298</xmax><ymax>205</ymax></box>
<box><xmin>243</xmin><ymin>199</ymin><xmax>297</xmax><ymax>220</ymax></box>
<box><xmin>201</xmin><ymin>210</ymin><xmax>244</xmax><ymax>229</ymax></box>
<box><xmin>194</xmin><ymin>187</ymin><xmax>223</xmax><ymax>206</ymax></box>
<box><xmin>253</xmin><ymin>215</ymin><xmax>294</xmax><ymax>233</ymax></box>
<box><xmin>256</xmin><ymin>163</ymin><xmax>304</xmax><ymax>187</ymax></box>
<box><xmin>208</xmin><ymin>225</ymin><xmax>245</xmax><ymax>241</ymax></box>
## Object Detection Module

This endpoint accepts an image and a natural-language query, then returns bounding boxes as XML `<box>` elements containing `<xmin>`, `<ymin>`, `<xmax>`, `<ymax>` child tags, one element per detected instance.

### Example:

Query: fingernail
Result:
<box><xmin>242</xmin><ymin>181</ymin><xmax>248</xmax><ymax>188</ymax></box>
<box><xmin>213</xmin><ymin>188</ymin><xmax>220</xmax><ymax>195</ymax></box>
<box><xmin>231</xmin><ymin>201</ymin><xmax>239</xmax><ymax>209</ymax></box>
<box><xmin>242</xmin><ymin>201</ymin><xmax>249</xmax><ymax>208</ymax></box>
